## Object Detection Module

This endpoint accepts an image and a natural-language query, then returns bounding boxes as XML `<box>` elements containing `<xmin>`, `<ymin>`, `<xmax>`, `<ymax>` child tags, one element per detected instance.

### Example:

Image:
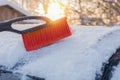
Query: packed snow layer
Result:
<box><xmin>0</xmin><ymin>26</ymin><xmax>120</xmax><ymax>80</ymax></box>
<box><xmin>0</xmin><ymin>32</ymin><xmax>26</xmax><ymax>68</ymax></box>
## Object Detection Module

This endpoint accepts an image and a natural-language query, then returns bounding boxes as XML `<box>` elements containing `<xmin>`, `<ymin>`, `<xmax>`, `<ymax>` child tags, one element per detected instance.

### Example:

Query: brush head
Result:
<box><xmin>22</xmin><ymin>17</ymin><xmax>72</xmax><ymax>51</ymax></box>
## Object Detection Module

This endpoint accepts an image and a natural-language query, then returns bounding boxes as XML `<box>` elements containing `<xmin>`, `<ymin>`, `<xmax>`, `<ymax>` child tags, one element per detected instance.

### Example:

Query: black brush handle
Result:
<box><xmin>0</xmin><ymin>22</ymin><xmax>22</xmax><ymax>33</ymax></box>
<box><xmin>0</xmin><ymin>22</ymin><xmax>9</xmax><ymax>31</ymax></box>
<box><xmin>8</xmin><ymin>16</ymin><xmax>51</xmax><ymax>24</ymax></box>
<box><xmin>0</xmin><ymin>16</ymin><xmax>52</xmax><ymax>34</ymax></box>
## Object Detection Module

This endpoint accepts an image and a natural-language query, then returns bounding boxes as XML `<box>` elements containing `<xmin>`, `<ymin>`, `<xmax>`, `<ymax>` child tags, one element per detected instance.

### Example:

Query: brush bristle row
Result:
<box><xmin>22</xmin><ymin>17</ymin><xmax>71</xmax><ymax>51</ymax></box>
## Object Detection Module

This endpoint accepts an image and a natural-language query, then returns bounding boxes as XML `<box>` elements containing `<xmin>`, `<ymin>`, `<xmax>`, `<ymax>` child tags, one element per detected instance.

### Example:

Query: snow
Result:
<box><xmin>0</xmin><ymin>0</ymin><xmax>6</xmax><ymax>6</ymax></box>
<box><xmin>0</xmin><ymin>0</ymin><xmax>32</xmax><ymax>16</ymax></box>
<box><xmin>0</xmin><ymin>26</ymin><xmax>120</xmax><ymax>80</ymax></box>
<box><xmin>0</xmin><ymin>32</ymin><xmax>26</xmax><ymax>68</ymax></box>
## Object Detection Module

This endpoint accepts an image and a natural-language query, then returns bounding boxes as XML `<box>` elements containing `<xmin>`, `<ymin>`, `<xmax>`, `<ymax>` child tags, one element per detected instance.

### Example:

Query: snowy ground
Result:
<box><xmin>0</xmin><ymin>26</ymin><xmax>120</xmax><ymax>80</ymax></box>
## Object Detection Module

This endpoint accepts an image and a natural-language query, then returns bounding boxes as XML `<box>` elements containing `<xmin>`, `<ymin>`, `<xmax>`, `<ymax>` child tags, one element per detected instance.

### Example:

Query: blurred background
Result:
<box><xmin>0</xmin><ymin>0</ymin><xmax>120</xmax><ymax>26</ymax></box>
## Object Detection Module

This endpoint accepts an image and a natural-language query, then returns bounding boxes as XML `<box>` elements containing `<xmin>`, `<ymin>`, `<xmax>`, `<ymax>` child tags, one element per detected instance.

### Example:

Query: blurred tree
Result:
<box><xmin>11</xmin><ymin>0</ymin><xmax>120</xmax><ymax>25</ymax></box>
<box><xmin>62</xmin><ymin>0</ymin><xmax>119</xmax><ymax>25</ymax></box>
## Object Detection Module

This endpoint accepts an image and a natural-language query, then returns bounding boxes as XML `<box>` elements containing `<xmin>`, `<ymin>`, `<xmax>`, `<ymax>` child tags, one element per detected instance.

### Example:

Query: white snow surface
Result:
<box><xmin>0</xmin><ymin>26</ymin><xmax>120</xmax><ymax>80</ymax></box>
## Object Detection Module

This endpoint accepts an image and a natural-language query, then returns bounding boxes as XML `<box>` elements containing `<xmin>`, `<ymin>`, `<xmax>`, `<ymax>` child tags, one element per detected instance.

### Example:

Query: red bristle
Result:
<box><xmin>22</xmin><ymin>17</ymin><xmax>71</xmax><ymax>51</ymax></box>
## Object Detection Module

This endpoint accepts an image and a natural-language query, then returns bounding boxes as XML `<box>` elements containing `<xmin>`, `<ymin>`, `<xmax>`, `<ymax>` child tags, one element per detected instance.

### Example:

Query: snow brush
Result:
<box><xmin>0</xmin><ymin>16</ymin><xmax>71</xmax><ymax>51</ymax></box>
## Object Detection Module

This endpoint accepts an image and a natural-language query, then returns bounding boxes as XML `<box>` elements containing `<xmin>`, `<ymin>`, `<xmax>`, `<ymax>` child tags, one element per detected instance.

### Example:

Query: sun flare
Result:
<box><xmin>46</xmin><ymin>3</ymin><xmax>65</xmax><ymax>20</ymax></box>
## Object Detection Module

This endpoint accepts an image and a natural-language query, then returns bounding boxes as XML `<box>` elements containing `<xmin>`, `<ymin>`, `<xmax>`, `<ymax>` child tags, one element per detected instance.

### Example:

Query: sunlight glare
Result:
<box><xmin>46</xmin><ymin>3</ymin><xmax>64</xmax><ymax>20</ymax></box>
